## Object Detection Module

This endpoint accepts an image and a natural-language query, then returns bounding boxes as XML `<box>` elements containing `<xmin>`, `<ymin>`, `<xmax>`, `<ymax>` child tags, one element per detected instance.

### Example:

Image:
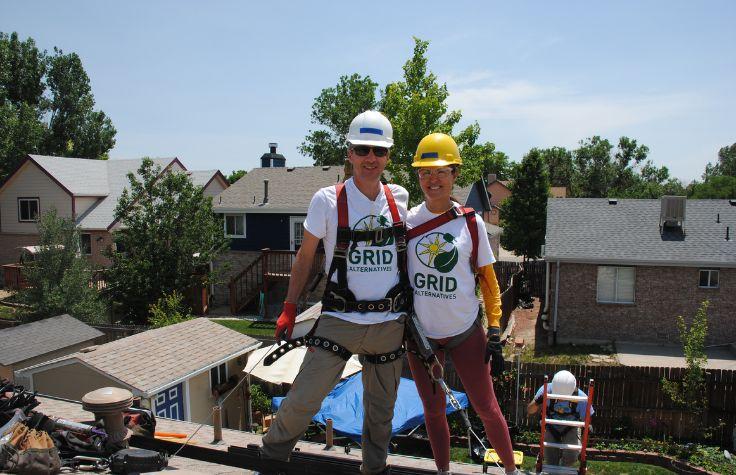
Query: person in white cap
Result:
<box><xmin>259</xmin><ymin>111</ymin><xmax>410</xmax><ymax>475</ymax></box>
<box><xmin>527</xmin><ymin>370</ymin><xmax>594</xmax><ymax>467</ymax></box>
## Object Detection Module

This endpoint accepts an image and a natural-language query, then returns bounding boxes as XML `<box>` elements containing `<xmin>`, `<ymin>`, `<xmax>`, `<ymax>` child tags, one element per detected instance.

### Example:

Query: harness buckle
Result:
<box><xmin>328</xmin><ymin>292</ymin><xmax>347</xmax><ymax>312</ymax></box>
<box><xmin>374</xmin><ymin>227</ymin><xmax>384</xmax><ymax>244</ymax></box>
<box><xmin>334</xmin><ymin>243</ymin><xmax>349</xmax><ymax>259</ymax></box>
<box><xmin>448</xmin><ymin>207</ymin><xmax>463</xmax><ymax>219</ymax></box>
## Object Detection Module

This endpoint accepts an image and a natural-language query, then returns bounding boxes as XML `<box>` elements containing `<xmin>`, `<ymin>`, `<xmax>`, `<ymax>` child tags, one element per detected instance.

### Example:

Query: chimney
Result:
<box><xmin>261</xmin><ymin>142</ymin><xmax>285</xmax><ymax>168</ymax></box>
<box><xmin>269</xmin><ymin>142</ymin><xmax>277</xmax><ymax>154</ymax></box>
<box><xmin>263</xmin><ymin>179</ymin><xmax>269</xmax><ymax>204</ymax></box>
<box><xmin>487</xmin><ymin>173</ymin><xmax>497</xmax><ymax>184</ymax></box>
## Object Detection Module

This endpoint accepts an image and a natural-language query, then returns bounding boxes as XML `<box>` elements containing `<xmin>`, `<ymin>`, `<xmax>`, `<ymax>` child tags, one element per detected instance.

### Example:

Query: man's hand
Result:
<box><xmin>484</xmin><ymin>326</ymin><xmax>505</xmax><ymax>377</ymax></box>
<box><xmin>274</xmin><ymin>302</ymin><xmax>297</xmax><ymax>341</ymax></box>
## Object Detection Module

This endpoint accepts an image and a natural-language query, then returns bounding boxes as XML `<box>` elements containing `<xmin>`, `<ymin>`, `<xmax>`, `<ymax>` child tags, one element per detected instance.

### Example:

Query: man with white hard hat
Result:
<box><xmin>527</xmin><ymin>370</ymin><xmax>594</xmax><ymax>467</ymax></box>
<box><xmin>259</xmin><ymin>110</ymin><xmax>410</xmax><ymax>475</ymax></box>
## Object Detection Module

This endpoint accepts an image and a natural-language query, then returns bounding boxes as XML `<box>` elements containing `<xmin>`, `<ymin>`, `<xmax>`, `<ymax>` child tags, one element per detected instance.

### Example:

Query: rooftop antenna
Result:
<box><xmin>727</xmin><ymin>226</ymin><xmax>731</xmax><ymax>242</ymax></box>
<box><xmin>717</xmin><ymin>213</ymin><xmax>720</xmax><ymax>223</ymax></box>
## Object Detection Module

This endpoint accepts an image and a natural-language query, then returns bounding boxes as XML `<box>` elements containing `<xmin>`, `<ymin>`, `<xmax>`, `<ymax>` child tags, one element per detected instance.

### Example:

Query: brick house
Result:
<box><xmin>0</xmin><ymin>155</ymin><xmax>228</xmax><ymax>272</ymax></box>
<box><xmin>544</xmin><ymin>197</ymin><xmax>736</xmax><ymax>345</ymax></box>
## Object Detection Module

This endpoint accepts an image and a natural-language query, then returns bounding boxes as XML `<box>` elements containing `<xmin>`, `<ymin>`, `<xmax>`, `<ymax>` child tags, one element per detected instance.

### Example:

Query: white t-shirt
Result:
<box><xmin>304</xmin><ymin>178</ymin><xmax>409</xmax><ymax>324</ymax></box>
<box><xmin>406</xmin><ymin>202</ymin><xmax>495</xmax><ymax>338</ymax></box>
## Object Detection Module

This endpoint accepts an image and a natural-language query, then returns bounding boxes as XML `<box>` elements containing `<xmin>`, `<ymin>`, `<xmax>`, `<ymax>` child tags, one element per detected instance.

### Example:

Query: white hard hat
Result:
<box><xmin>346</xmin><ymin>110</ymin><xmax>394</xmax><ymax>148</ymax></box>
<box><xmin>550</xmin><ymin>370</ymin><xmax>577</xmax><ymax>396</ymax></box>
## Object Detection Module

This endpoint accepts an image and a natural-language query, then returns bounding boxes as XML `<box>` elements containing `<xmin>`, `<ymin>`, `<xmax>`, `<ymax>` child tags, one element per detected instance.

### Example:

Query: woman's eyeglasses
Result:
<box><xmin>418</xmin><ymin>168</ymin><xmax>454</xmax><ymax>180</ymax></box>
<box><xmin>352</xmin><ymin>146</ymin><xmax>389</xmax><ymax>157</ymax></box>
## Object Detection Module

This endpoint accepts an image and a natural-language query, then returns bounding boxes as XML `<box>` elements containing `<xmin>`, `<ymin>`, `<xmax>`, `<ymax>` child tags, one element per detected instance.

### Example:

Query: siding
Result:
<box><xmin>203</xmin><ymin>178</ymin><xmax>226</xmax><ymax>199</ymax></box>
<box><xmin>230</xmin><ymin>214</ymin><xmax>291</xmax><ymax>251</ymax></box>
<box><xmin>0</xmin><ymin>160</ymin><xmax>73</xmax><ymax>233</ymax></box>
<box><xmin>187</xmin><ymin>369</ymin><xmax>211</xmax><ymax>424</ymax></box>
<box><xmin>75</xmin><ymin>196</ymin><xmax>102</xmax><ymax>218</ymax></box>
<box><xmin>31</xmin><ymin>362</ymin><xmax>121</xmax><ymax>400</ymax></box>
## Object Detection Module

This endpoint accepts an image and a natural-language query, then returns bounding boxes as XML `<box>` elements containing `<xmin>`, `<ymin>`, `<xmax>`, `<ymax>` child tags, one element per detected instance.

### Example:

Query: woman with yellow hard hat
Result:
<box><xmin>406</xmin><ymin>133</ymin><xmax>517</xmax><ymax>474</ymax></box>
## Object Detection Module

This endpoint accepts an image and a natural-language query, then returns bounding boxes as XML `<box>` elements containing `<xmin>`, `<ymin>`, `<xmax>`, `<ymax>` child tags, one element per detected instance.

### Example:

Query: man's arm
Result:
<box><xmin>284</xmin><ymin>230</ymin><xmax>321</xmax><ymax>304</ymax></box>
<box><xmin>274</xmin><ymin>230</ymin><xmax>321</xmax><ymax>340</ymax></box>
<box><xmin>527</xmin><ymin>399</ymin><xmax>540</xmax><ymax>416</ymax></box>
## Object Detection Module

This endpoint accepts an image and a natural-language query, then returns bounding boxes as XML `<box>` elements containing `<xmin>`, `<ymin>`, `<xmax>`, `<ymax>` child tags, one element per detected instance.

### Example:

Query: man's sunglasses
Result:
<box><xmin>352</xmin><ymin>145</ymin><xmax>389</xmax><ymax>157</ymax></box>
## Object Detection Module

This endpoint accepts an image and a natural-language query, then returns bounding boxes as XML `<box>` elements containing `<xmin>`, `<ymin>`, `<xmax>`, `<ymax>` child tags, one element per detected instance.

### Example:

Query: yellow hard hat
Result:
<box><xmin>412</xmin><ymin>133</ymin><xmax>462</xmax><ymax>168</ymax></box>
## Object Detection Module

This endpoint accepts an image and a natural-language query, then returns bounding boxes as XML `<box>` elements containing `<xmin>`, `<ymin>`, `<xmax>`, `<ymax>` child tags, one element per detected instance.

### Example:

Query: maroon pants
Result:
<box><xmin>408</xmin><ymin>325</ymin><xmax>515</xmax><ymax>471</ymax></box>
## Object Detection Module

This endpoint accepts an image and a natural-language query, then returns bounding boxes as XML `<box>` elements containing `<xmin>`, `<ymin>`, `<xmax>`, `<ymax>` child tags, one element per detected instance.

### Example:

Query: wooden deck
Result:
<box><xmin>36</xmin><ymin>396</ymin><xmax>508</xmax><ymax>474</ymax></box>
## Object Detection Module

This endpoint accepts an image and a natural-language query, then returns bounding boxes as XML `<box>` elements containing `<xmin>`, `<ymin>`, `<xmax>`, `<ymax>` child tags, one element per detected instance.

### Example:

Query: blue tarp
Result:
<box><xmin>272</xmin><ymin>373</ymin><xmax>469</xmax><ymax>442</ymax></box>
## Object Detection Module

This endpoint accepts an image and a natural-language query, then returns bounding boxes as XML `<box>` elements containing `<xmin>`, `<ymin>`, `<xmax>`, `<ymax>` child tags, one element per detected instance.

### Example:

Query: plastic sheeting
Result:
<box><xmin>243</xmin><ymin>343</ymin><xmax>362</xmax><ymax>385</ymax></box>
<box><xmin>272</xmin><ymin>373</ymin><xmax>469</xmax><ymax>441</ymax></box>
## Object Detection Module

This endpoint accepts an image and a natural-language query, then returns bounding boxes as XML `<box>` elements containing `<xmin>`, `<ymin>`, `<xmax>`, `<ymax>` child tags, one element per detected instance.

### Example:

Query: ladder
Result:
<box><xmin>535</xmin><ymin>376</ymin><xmax>595</xmax><ymax>475</ymax></box>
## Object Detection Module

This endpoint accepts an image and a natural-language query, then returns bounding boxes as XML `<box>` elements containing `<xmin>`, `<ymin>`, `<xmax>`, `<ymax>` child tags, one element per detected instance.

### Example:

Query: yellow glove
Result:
<box><xmin>478</xmin><ymin>264</ymin><xmax>502</xmax><ymax>329</ymax></box>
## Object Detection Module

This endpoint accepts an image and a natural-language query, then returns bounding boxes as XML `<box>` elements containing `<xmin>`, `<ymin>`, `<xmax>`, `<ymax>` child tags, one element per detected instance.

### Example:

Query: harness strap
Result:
<box><xmin>264</xmin><ymin>335</ymin><xmax>404</xmax><ymax>365</ymax></box>
<box><xmin>429</xmin><ymin>319</ymin><xmax>481</xmax><ymax>352</ymax></box>
<box><xmin>363</xmin><ymin>347</ymin><xmax>406</xmax><ymax>364</ymax></box>
<box><xmin>407</xmin><ymin>206</ymin><xmax>480</xmax><ymax>271</ymax></box>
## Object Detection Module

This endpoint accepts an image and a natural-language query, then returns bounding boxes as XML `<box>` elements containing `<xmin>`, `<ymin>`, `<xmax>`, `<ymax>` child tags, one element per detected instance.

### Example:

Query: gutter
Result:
<box><xmin>541</xmin><ymin>260</ymin><xmax>551</xmax><ymax>329</ymax></box>
<box><xmin>552</xmin><ymin>260</ymin><xmax>560</xmax><ymax>346</ymax></box>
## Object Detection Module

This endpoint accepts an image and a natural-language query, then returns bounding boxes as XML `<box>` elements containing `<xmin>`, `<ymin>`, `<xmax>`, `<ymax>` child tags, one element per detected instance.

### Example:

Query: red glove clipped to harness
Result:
<box><xmin>274</xmin><ymin>302</ymin><xmax>297</xmax><ymax>341</ymax></box>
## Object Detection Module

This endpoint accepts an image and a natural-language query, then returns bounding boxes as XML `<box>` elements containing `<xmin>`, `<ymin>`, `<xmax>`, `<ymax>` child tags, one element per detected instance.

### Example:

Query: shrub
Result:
<box><xmin>148</xmin><ymin>291</ymin><xmax>193</xmax><ymax>328</ymax></box>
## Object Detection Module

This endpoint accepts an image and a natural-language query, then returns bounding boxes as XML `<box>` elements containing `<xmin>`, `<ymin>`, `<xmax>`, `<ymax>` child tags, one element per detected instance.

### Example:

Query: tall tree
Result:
<box><xmin>19</xmin><ymin>209</ymin><xmax>107</xmax><ymax>323</ymax></box>
<box><xmin>704</xmin><ymin>143</ymin><xmax>736</xmax><ymax>178</ymax></box>
<box><xmin>0</xmin><ymin>32</ymin><xmax>116</xmax><ymax>183</ymax></box>
<box><xmin>572</xmin><ymin>136</ymin><xmax>615</xmax><ymax>197</ymax></box>
<box><xmin>227</xmin><ymin>169</ymin><xmax>246</xmax><ymax>184</ymax></box>
<box><xmin>688</xmin><ymin>175</ymin><xmax>736</xmax><ymax>199</ymax></box>
<box><xmin>380</xmin><ymin>38</ymin><xmax>502</xmax><ymax>205</ymax></box>
<box><xmin>105</xmin><ymin>159</ymin><xmax>229</xmax><ymax>323</ymax></box>
<box><xmin>539</xmin><ymin>146</ymin><xmax>574</xmax><ymax>188</ymax></box>
<box><xmin>499</xmin><ymin>149</ymin><xmax>550</xmax><ymax>260</ymax></box>
<box><xmin>299</xmin><ymin>73</ymin><xmax>378</xmax><ymax>166</ymax></box>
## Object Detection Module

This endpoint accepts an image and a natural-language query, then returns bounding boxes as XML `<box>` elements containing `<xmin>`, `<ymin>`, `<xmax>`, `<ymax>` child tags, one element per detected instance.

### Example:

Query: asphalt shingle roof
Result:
<box><xmin>29</xmin><ymin>155</ymin><xmax>109</xmax><ymax>196</ymax></box>
<box><xmin>76</xmin><ymin>158</ymin><xmax>175</xmax><ymax>230</ymax></box>
<box><xmin>187</xmin><ymin>170</ymin><xmax>221</xmax><ymax>187</ymax></box>
<box><xmin>24</xmin><ymin>318</ymin><xmax>260</xmax><ymax>396</ymax></box>
<box><xmin>545</xmin><ymin>198</ymin><xmax>736</xmax><ymax>267</ymax></box>
<box><xmin>214</xmin><ymin>166</ymin><xmax>345</xmax><ymax>212</ymax></box>
<box><xmin>0</xmin><ymin>314</ymin><xmax>103</xmax><ymax>366</ymax></box>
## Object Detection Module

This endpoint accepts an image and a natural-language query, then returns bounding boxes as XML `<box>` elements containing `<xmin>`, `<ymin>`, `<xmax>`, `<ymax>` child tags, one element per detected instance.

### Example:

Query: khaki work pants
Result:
<box><xmin>544</xmin><ymin>427</ymin><xmax>581</xmax><ymax>467</ymax></box>
<box><xmin>261</xmin><ymin>314</ymin><xmax>405</xmax><ymax>475</ymax></box>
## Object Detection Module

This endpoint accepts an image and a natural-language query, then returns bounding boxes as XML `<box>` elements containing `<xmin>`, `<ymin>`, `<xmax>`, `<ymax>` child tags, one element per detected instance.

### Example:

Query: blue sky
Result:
<box><xmin>3</xmin><ymin>1</ymin><xmax>735</xmax><ymax>182</ymax></box>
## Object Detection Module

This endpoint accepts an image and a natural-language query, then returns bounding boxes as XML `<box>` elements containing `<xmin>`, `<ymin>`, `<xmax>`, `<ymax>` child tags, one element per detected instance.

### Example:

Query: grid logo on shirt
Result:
<box><xmin>415</xmin><ymin>232</ymin><xmax>459</xmax><ymax>273</ymax></box>
<box><xmin>353</xmin><ymin>215</ymin><xmax>394</xmax><ymax>246</ymax></box>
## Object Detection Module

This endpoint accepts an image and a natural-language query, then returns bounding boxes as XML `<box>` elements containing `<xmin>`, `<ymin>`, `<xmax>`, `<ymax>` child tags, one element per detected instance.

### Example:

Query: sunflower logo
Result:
<box><xmin>353</xmin><ymin>215</ymin><xmax>394</xmax><ymax>247</ymax></box>
<box><xmin>415</xmin><ymin>232</ymin><xmax>458</xmax><ymax>273</ymax></box>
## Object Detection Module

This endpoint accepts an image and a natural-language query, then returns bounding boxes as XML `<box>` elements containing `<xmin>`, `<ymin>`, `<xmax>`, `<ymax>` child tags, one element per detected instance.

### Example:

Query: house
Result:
<box><xmin>212</xmin><ymin>144</ymin><xmax>499</xmax><ymax>309</ymax></box>
<box><xmin>544</xmin><ymin>196</ymin><xmax>736</xmax><ymax>345</ymax></box>
<box><xmin>0</xmin><ymin>155</ymin><xmax>228</xmax><ymax>271</ymax></box>
<box><xmin>485</xmin><ymin>174</ymin><xmax>511</xmax><ymax>225</ymax></box>
<box><xmin>0</xmin><ymin>314</ymin><xmax>104</xmax><ymax>382</ymax></box>
<box><xmin>15</xmin><ymin>318</ymin><xmax>260</xmax><ymax>429</ymax></box>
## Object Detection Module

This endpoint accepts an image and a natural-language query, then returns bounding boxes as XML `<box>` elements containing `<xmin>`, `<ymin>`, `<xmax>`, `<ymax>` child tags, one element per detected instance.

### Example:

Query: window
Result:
<box><xmin>699</xmin><ymin>269</ymin><xmax>719</xmax><ymax>288</ymax></box>
<box><xmin>224</xmin><ymin>214</ymin><xmax>245</xmax><ymax>237</ymax></box>
<box><xmin>597</xmin><ymin>266</ymin><xmax>635</xmax><ymax>303</ymax></box>
<box><xmin>210</xmin><ymin>363</ymin><xmax>227</xmax><ymax>389</ymax></box>
<box><xmin>18</xmin><ymin>198</ymin><xmax>39</xmax><ymax>222</ymax></box>
<box><xmin>80</xmin><ymin>233</ymin><xmax>92</xmax><ymax>255</ymax></box>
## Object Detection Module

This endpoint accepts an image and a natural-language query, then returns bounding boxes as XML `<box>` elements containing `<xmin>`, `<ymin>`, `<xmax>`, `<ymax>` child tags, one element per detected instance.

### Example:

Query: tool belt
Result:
<box><xmin>320</xmin><ymin>182</ymin><xmax>411</xmax><ymax>314</ymax></box>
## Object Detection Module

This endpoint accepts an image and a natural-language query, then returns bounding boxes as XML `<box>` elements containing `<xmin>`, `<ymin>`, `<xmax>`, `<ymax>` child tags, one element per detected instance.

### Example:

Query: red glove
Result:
<box><xmin>274</xmin><ymin>302</ymin><xmax>297</xmax><ymax>341</ymax></box>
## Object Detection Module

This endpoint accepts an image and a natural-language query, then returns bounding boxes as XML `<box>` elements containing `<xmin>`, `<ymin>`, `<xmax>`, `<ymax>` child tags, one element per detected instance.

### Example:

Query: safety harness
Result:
<box><xmin>321</xmin><ymin>182</ymin><xmax>411</xmax><ymax>314</ymax></box>
<box><xmin>536</xmin><ymin>395</ymin><xmax>581</xmax><ymax>439</ymax></box>
<box><xmin>265</xmin><ymin>182</ymin><xmax>410</xmax><ymax>367</ymax></box>
<box><xmin>406</xmin><ymin>205</ymin><xmax>481</xmax><ymax>353</ymax></box>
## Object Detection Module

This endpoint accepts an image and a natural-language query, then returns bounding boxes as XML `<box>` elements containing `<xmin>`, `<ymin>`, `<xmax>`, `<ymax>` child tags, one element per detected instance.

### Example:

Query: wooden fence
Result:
<box><xmin>443</xmin><ymin>361</ymin><xmax>736</xmax><ymax>447</ymax></box>
<box><xmin>494</xmin><ymin>260</ymin><xmax>546</xmax><ymax>300</ymax></box>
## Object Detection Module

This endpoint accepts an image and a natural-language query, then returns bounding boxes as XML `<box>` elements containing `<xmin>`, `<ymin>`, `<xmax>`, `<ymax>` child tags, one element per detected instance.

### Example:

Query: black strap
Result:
<box><xmin>364</xmin><ymin>347</ymin><xmax>406</xmax><ymax>364</ymax></box>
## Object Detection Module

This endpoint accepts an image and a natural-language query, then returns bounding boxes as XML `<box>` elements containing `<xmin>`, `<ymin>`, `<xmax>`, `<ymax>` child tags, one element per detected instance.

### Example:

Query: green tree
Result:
<box><xmin>18</xmin><ymin>209</ymin><xmax>107</xmax><ymax>323</ymax></box>
<box><xmin>227</xmin><ymin>169</ymin><xmax>246</xmax><ymax>184</ymax></box>
<box><xmin>572</xmin><ymin>136</ymin><xmax>616</xmax><ymax>197</ymax></box>
<box><xmin>299</xmin><ymin>73</ymin><xmax>378</xmax><ymax>166</ymax></box>
<box><xmin>539</xmin><ymin>146</ymin><xmax>574</xmax><ymax>188</ymax></box>
<box><xmin>0</xmin><ymin>32</ymin><xmax>116</xmax><ymax>183</ymax></box>
<box><xmin>499</xmin><ymin>149</ymin><xmax>550</xmax><ymax>259</ymax></box>
<box><xmin>704</xmin><ymin>143</ymin><xmax>736</xmax><ymax>178</ymax></box>
<box><xmin>105</xmin><ymin>159</ymin><xmax>229</xmax><ymax>323</ymax></box>
<box><xmin>661</xmin><ymin>301</ymin><xmax>709</xmax><ymax>435</ymax></box>
<box><xmin>380</xmin><ymin>38</ymin><xmax>502</xmax><ymax>205</ymax></box>
<box><xmin>148</xmin><ymin>290</ymin><xmax>193</xmax><ymax>328</ymax></box>
<box><xmin>688</xmin><ymin>175</ymin><xmax>736</xmax><ymax>199</ymax></box>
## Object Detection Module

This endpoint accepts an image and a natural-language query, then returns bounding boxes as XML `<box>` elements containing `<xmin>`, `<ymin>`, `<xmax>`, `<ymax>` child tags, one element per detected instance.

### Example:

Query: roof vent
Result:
<box><xmin>608</xmin><ymin>198</ymin><xmax>618</xmax><ymax>205</ymax></box>
<box><xmin>287</xmin><ymin>167</ymin><xmax>295</xmax><ymax>172</ymax></box>
<box><xmin>730</xmin><ymin>199</ymin><xmax>736</xmax><ymax>206</ymax></box>
<box><xmin>262</xmin><ymin>179</ymin><xmax>269</xmax><ymax>205</ymax></box>
<box><xmin>80</xmin><ymin>345</ymin><xmax>98</xmax><ymax>353</ymax></box>
<box><xmin>322</xmin><ymin>166</ymin><xmax>330</xmax><ymax>171</ymax></box>
<box><xmin>659</xmin><ymin>195</ymin><xmax>686</xmax><ymax>234</ymax></box>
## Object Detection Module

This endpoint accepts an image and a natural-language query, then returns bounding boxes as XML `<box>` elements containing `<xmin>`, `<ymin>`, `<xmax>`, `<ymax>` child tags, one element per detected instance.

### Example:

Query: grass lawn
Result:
<box><xmin>449</xmin><ymin>447</ymin><xmax>675</xmax><ymax>473</ymax></box>
<box><xmin>213</xmin><ymin>318</ymin><xmax>275</xmax><ymax>337</ymax></box>
<box><xmin>517</xmin><ymin>343</ymin><xmax>617</xmax><ymax>365</ymax></box>
<box><xmin>0</xmin><ymin>305</ymin><xmax>17</xmax><ymax>320</ymax></box>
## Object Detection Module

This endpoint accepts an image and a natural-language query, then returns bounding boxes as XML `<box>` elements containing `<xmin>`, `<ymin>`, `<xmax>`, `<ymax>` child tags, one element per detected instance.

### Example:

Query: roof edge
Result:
<box><xmin>543</xmin><ymin>256</ymin><xmax>736</xmax><ymax>268</ymax></box>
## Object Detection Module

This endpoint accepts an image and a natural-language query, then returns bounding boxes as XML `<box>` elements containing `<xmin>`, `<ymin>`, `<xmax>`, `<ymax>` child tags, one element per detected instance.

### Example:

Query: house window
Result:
<box><xmin>699</xmin><ymin>269</ymin><xmax>719</xmax><ymax>289</ymax></box>
<box><xmin>18</xmin><ymin>198</ymin><xmax>40</xmax><ymax>222</ymax></box>
<box><xmin>80</xmin><ymin>233</ymin><xmax>92</xmax><ymax>255</ymax></box>
<box><xmin>597</xmin><ymin>266</ymin><xmax>635</xmax><ymax>304</ymax></box>
<box><xmin>224</xmin><ymin>214</ymin><xmax>245</xmax><ymax>237</ymax></box>
<box><xmin>210</xmin><ymin>362</ymin><xmax>227</xmax><ymax>389</ymax></box>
